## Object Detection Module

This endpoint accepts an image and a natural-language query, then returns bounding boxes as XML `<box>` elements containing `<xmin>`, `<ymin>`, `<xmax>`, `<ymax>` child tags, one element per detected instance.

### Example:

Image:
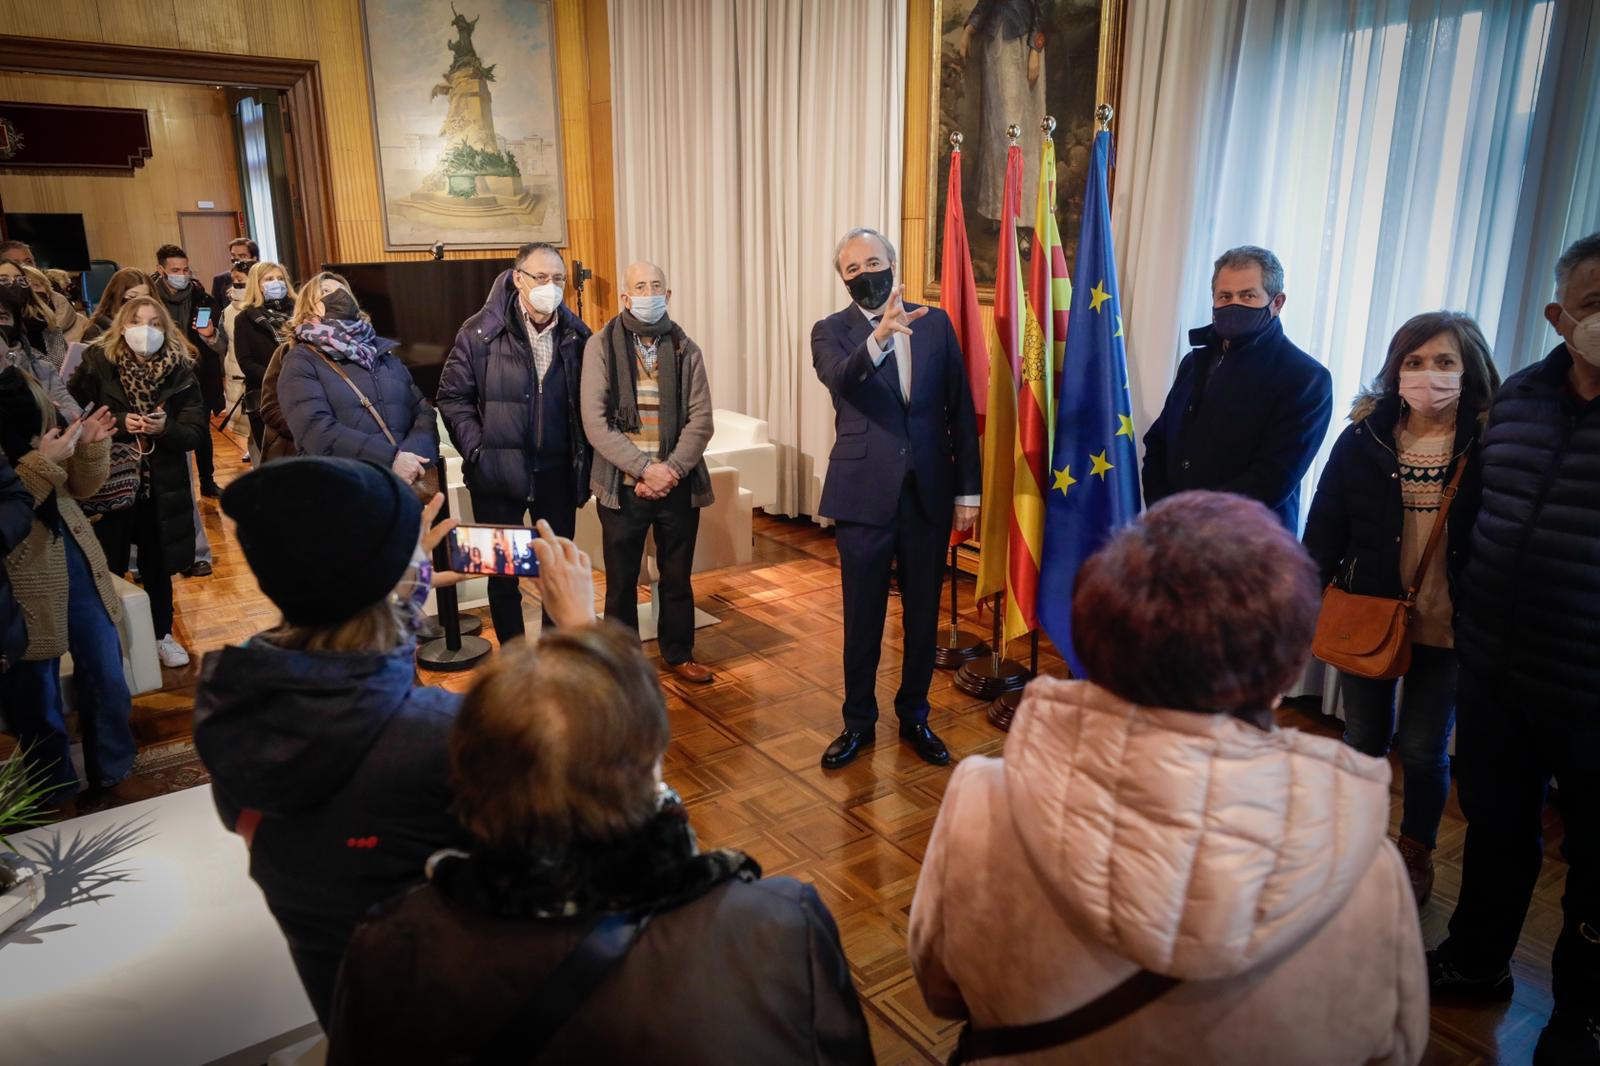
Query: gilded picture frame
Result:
<box><xmin>920</xmin><ymin>0</ymin><xmax>1126</xmax><ymax>301</ymax></box>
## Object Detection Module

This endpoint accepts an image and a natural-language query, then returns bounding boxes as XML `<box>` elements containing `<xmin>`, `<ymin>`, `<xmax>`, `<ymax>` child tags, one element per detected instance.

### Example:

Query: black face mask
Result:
<box><xmin>0</xmin><ymin>285</ymin><xmax>29</xmax><ymax>317</ymax></box>
<box><xmin>320</xmin><ymin>288</ymin><xmax>360</xmax><ymax>321</ymax></box>
<box><xmin>845</xmin><ymin>267</ymin><xmax>894</xmax><ymax>311</ymax></box>
<box><xmin>1212</xmin><ymin>302</ymin><xmax>1276</xmax><ymax>344</ymax></box>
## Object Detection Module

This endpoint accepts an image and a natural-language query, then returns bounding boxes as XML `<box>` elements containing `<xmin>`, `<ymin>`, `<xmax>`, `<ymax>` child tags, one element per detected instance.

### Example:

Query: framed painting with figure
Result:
<box><xmin>360</xmin><ymin>0</ymin><xmax>567</xmax><ymax>252</ymax></box>
<box><xmin>923</xmin><ymin>0</ymin><xmax>1126</xmax><ymax>299</ymax></box>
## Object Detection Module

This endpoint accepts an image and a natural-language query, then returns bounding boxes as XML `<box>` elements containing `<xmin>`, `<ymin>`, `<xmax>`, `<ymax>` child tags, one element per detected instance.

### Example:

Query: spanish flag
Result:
<box><xmin>974</xmin><ymin>143</ymin><xmax>1024</xmax><ymax>602</ymax></box>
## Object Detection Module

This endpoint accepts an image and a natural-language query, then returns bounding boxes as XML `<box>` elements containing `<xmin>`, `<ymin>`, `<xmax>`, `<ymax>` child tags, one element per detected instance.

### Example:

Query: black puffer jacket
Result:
<box><xmin>437</xmin><ymin>271</ymin><xmax>593</xmax><ymax>505</ymax></box>
<box><xmin>1455</xmin><ymin>344</ymin><xmax>1600</xmax><ymax>708</ymax></box>
<box><xmin>68</xmin><ymin>345</ymin><xmax>205</xmax><ymax>575</ymax></box>
<box><xmin>154</xmin><ymin>274</ymin><xmax>226</xmax><ymax>414</ymax></box>
<box><xmin>1303</xmin><ymin>391</ymin><xmax>1484</xmax><ymax>599</ymax></box>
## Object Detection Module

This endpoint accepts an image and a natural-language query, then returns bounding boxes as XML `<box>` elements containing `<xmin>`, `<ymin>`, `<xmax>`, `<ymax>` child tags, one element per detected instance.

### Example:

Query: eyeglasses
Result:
<box><xmin>0</xmin><ymin>276</ymin><xmax>30</xmax><ymax>288</ymax></box>
<box><xmin>517</xmin><ymin>268</ymin><xmax>566</xmax><ymax>288</ymax></box>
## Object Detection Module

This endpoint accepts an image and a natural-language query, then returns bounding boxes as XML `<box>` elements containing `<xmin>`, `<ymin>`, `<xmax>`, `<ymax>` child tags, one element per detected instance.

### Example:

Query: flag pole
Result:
<box><xmin>956</xmin><ymin>591</ymin><xmax>1029</xmax><ymax>699</ymax></box>
<box><xmin>935</xmin><ymin>542</ymin><xmax>989</xmax><ymax>668</ymax></box>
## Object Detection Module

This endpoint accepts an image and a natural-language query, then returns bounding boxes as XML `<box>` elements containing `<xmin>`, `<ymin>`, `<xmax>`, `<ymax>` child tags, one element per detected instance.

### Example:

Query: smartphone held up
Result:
<box><xmin>445</xmin><ymin>524</ymin><xmax>539</xmax><ymax>578</ymax></box>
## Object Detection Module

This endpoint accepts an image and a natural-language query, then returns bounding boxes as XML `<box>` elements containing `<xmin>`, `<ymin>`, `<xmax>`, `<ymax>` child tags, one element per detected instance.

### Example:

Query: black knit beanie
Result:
<box><xmin>222</xmin><ymin>457</ymin><xmax>421</xmax><ymax>626</ymax></box>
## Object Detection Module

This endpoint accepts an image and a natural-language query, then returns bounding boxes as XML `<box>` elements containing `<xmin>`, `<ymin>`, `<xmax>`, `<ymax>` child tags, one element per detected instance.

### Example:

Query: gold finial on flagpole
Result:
<box><xmin>950</xmin><ymin>131</ymin><xmax>964</xmax><ymax>153</ymax></box>
<box><xmin>1006</xmin><ymin>123</ymin><xmax>1021</xmax><ymax>145</ymax></box>
<box><xmin>1096</xmin><ymin>104</ymin><xmax>1114</xmax><ymax>131</ymax></box>
<box><xmin>1042</xmin><ymin>115</ymin><xmax>1056</xmax><ymax>139</ymax></box>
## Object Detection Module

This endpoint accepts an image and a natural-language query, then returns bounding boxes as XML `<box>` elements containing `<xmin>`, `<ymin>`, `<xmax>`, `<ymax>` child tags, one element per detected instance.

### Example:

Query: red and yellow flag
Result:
<box><xmin>974</xmin><ymin>143</ymin><xmax>1025</xmax><ymax>602</ymax></box>
<box><xmin>941</xmin><ymin>142</ymin><xmax>996</xmax><ymax>547</ymax></box>
<box><xmin>1002</xmin><ymin>134</ymin><xmax>1062</xmax><ymax>644</ymax></box>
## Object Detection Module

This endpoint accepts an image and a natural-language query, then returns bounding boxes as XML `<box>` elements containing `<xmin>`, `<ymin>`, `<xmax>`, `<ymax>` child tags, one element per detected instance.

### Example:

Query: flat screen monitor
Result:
<box><xmin>2</xmin><ymin>213</ymin><xmax>92</xmax><ymax>271</ymax></box>
<box><xmin>327</xmin><ymin>259</ymin><xmax>511</xmax><ymax>400</ymax></box>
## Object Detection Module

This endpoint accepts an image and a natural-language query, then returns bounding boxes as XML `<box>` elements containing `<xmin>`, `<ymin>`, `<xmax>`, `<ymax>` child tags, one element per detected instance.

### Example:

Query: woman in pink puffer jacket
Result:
<box><xmin>909</xmin><ymin>491</ymin><xmax>1429</xmax><ymax>1065</ymax></box>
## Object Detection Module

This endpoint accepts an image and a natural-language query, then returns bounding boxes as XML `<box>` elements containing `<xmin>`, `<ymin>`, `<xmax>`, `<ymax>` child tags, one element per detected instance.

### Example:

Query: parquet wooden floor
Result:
<box><xmin>13</xmin><ymin>428</ymin><xmax>1572</xmax><ymax>1064</ymax></box>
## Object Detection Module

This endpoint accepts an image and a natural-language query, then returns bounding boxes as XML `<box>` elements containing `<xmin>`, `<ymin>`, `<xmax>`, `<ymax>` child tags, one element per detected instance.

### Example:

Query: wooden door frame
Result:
<box><xmin>0</xmin><ymin>35</ymin><xmax>335</xmax><ymax>279</ymax></box>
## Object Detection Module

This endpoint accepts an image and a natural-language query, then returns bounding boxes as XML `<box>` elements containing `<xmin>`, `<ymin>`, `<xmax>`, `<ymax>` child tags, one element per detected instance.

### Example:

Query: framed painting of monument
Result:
<box><xmin>360</xmin><ymin>0</ymin><xmax>567</xmax><ymax>252</ymax></box>
<box><xmin>921</xmin><ymin>0</ymin><xmax>1125</xmax><ymax>299</ymax></box>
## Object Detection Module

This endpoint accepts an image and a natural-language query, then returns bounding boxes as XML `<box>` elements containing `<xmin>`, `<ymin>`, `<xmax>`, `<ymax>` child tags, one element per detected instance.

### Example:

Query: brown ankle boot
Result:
<box><xmin>1397</xmin><ymin>835</ymin><xmax>1435</xmax><ymax>906</ymax></box>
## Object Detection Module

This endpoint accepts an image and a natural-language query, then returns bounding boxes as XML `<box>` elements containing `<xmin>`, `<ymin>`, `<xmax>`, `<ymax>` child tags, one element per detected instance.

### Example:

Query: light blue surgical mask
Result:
<box><xmin>628</xmin><ymin>294</ymin><xmax>667</xmax><ymax>324</ymax></box>
<box><xmin>263</xmin><ymin>280</ymin><xmax>289</xmax><ymax>301</ymax></box>
<box><xmin>165</xmin><ymin>273</ymin><xmax>191</xmax><ymax>291</ymax></box>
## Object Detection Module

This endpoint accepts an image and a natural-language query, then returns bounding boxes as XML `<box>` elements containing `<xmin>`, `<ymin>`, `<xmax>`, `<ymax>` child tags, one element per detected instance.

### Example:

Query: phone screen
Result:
<box><xmin>193</xmin><ymin>307</ymin><xmax>213</xmax><ymax>330</ymax></box>
<box><xmin>444</xmin><ymin>524</ymin><xmax>539</xmax><ymax>577</ymax></box>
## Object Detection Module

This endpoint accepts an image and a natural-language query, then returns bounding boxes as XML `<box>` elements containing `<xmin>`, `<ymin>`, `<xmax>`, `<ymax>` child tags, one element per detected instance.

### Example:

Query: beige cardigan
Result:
<box><xmin>5</xmin><ymin>438</ymin><xmax>123</xmax><ymax>660</ymax></box>
<box><xmin>908</xmin><ymin>677</ymin><xmax>1429</xmax><ymax>1065</ymax></box>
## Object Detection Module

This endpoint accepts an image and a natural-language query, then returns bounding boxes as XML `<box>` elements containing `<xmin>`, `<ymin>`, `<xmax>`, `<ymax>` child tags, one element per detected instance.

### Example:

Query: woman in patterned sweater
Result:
<box><xmin>1304</xmin><ymin>311</ymin><xmax>1502</xmax><ymax>906</ymax></box>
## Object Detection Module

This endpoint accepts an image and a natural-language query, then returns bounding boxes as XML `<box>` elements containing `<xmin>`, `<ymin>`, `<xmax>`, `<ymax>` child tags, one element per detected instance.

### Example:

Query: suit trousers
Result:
<box><xmin>1439</xmin><ymin>668</ymin><xmax>1599</xmax><ymax>1014</ymax></box>
<box><xmin>598</xmin><ymin>482</ymin><xmax>700</xmax><ymax>665</ymax></box>
<box><xmin>834</xmin><ymin>477</ymin><xmax>945</xmax><ymax>733</ymax></box>
<box><xmin>469</xmin><ymin>467</ymin><xmax>576</xmax><ymax>645</ymax></box>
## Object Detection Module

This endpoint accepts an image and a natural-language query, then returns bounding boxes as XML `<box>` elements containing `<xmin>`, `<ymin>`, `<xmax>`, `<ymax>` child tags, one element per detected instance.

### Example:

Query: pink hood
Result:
<box><xmin>1002</xmin><ymin>678</ymin><xmax>1394</xmax><ymax>980</ymax></box>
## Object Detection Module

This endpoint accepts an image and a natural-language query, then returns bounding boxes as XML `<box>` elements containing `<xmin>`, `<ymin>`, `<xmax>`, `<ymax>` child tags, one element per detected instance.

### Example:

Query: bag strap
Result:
<box><xmin>1403</xmin><ymin>454</ymin><xmax>1468</xmax><ymax>600</ymax></box>
<box><xmin>470</xmin><ymin>910</ymin><xmax>654</xmax><ymax>1065</ymax></box>
<box><xmin>949</xmin><ymin>969</ymin><xmax>1180</xmax><ymax>1064</ymax></box>
<box><xmin>315</xmin><ymin>351</ymin><xmax>398</xmax><ymax>448</ymax></box>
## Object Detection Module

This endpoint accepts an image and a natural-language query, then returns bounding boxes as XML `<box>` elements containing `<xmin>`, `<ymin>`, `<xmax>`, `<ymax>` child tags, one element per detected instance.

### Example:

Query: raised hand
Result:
<box><xmin>871</xmin><ymin>286</ymin><xmax>929</xmax><ymax>345</ymax></box>
<box><xmin>37</xmin><ymin>422</ymin><xmax>84</xmax><ymax>464</ymax></box>
<box><xmin>530</xmin><ymin>518</ymin><xmax>597</xmax><ymax>628</ymax></box>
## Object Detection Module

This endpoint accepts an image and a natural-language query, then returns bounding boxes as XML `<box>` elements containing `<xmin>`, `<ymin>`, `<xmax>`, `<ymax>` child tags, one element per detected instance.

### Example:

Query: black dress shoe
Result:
<box><xmin>200</xmin><ymin>480</ymin><xmax>222</xmax><ymax>498</ymax></box>
<box><xmin>1426</xmin><ymin>949</ymin><xmax>1513</xmax><ymax>1001</ymax></box>
<box><xmin>820</xmin><ymin>730</ymin><xmax>872</xmax><ymax>770</ymax></box>
<box><xmin>900</xmin><ymin>722</ymin><xmax>950</xmax><ymax>766</ymax></box>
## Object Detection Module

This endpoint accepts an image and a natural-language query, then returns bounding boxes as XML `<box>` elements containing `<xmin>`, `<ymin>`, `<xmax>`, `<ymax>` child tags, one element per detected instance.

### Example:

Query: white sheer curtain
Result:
<box><xmin>236</xmin><ymin>96</ymin><xmax>280</xmax><ymax>267</ymax></box>
<box><xmin>609</xmin><ymin>0</ymin><xmax>907</xmax><ymax>515</ymax></box>
<box><xmin>1112</xmin><ymin>0</ymin><xmax>1594</xmax><ymax>712</ymax></box>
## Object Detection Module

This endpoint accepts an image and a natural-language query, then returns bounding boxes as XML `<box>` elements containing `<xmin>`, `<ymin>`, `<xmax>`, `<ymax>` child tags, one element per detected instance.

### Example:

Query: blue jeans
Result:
<box><xmin>0</xmin><ymin>536</ymin><xmax>136</xmax><ymax>794</ymax></box>
<box><xmin>1339</xmin><ymin>642</ymin><xmax>1458</xmax><ymax>848</ymax></box>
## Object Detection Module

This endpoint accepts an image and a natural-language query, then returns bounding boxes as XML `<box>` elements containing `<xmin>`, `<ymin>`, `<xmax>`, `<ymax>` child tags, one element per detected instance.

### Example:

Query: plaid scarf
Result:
<box><xmin>293</xmin><ymin>317</ymin><xmax>386</xmax><ymax>370</ymax></box>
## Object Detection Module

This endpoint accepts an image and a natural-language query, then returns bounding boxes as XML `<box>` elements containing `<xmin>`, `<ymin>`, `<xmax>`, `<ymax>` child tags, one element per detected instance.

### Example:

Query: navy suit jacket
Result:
<box><xmin>811</xmin><ymin>302</ymin><xmax>982</xmax><ymax>527</ymax></box>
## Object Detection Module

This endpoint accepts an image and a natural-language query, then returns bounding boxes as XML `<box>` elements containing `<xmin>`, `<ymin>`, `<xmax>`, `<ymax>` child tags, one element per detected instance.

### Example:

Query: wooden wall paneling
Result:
<box><xmin>901</xmin><ymin>0</ymin><xmax>934</xmax><ymax>297</ymax></box>
<box><xmin>0</xmin><ymin>73</ymin><xmax>241</xmax><ymax>270</ymax></box>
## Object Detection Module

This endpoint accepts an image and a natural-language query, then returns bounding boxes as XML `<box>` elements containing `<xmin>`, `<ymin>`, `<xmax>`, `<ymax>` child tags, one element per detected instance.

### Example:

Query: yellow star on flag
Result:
<box><xmin>1052</xmin><ymin>464</ymin><xmax>1077</xmax><ymax>496</ymax></box>
<box><xmin>1088</xmin><ymin>281</ymin><xmax>1111</xmax><ymax>313</ymax></box>
<box><xmin>1089</xmin><ymin>451</ymin><xmax>1114</xmax><ymax>480</ymax></box>
<box><xmin>1114</xmin><ymin>314</ymin><xmax>1124</xmax><ymax>339</ymax></box>
<box><xmin>1116</xmin><ymin>413</ymin><xmax>1135</xmax><ymax>438</ymax></box>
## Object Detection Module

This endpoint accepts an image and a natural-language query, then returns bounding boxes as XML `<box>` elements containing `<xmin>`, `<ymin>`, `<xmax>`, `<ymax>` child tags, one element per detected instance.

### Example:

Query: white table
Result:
<box><xmin>0</xmin><ymin>785</ymin><xmax>320</xmax><ymax>1066</ymax></box>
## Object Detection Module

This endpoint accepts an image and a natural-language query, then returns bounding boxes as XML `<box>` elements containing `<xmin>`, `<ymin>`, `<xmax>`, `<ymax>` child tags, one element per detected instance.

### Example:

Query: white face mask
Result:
<box><xmin>263</xmin><ymin>280</ymin><xmax>289</xmax><ymax>301</ymax></box>
<box><xmin>526</xmin><ymin>282</ymin><xmax>562</xmax><ymax>317</ymax></box>
<box><xmin>123</xmin><ymin>324</ymin><xmax>164</xmax><ymax>356</ymax></box>
<box><xmin>1397</xmin><ymin>370</ymin><xmax>1462</xmax><ymax>416</ymax></box>
<box><xmin>229</xmin><ymin>286</ymin><xmax>247</xmax><ymax>303</ymax></box>
<box><xmin>165</xmin><ymin>273</ymin><xmax>190</xmax><ymax>291</ymax></box>
<box><xmin>1562</xmin><ymin>307</ymin><xmax>1600</xmax><ymax>367</ymax></box>
<box><xmin>628</xmin><ymin>294</ymin><xmax>667</xmax><ymax>324</ymax></box>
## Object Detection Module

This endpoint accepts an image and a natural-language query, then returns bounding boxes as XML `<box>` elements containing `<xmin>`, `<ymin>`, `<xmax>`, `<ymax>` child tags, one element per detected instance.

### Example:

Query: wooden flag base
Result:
<box><xmin>935</xmin><ymin>625</ymin><xmax>989</xmax><ymax>668</ymax></box>
<box><xmin>987</xmin><ymin>687</ymin><xmax>1024</xmax><ymax>731</ymax></box>
<box><xmin>956</xmin><ymin>653</ymin><xmax>1029</xmax><ymax>700</ymax></box>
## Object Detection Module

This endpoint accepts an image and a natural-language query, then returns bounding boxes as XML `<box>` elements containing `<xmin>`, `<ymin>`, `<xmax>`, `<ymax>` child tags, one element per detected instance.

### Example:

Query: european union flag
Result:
<box><xmin>1037</xmin><ymin>130</ymin><xmax>1142</xmax><ymax>675</ymax></box>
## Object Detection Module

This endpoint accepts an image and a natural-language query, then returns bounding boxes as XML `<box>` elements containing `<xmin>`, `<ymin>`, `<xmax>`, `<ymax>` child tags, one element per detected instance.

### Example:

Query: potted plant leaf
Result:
<box><xmin>0</xmin><ymin>751</ymin><xmax>54</xmax><ymax>937</ymax></box>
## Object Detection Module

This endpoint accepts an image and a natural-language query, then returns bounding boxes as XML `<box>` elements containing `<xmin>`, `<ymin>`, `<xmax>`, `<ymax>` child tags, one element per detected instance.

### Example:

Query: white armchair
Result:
<box><xmin>705</xmin><ymin>409</ymin><xmax>778</xmax><ymax>511</ymax></box>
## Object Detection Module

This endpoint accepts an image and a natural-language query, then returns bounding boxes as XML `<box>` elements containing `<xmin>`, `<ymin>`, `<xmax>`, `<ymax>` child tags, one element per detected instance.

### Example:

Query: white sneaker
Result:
<box><xmin>157</xmin><ymin>634</ymin><xmax>191</xmax><ymax>668</ymax></box>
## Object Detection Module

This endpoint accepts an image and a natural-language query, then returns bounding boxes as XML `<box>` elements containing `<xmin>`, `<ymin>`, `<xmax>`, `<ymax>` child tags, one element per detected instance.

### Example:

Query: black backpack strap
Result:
<box><xmin>471</xmin><ymin>909</ymin><xmax>654</xmax><ymax>1065</ymax></box>
<box><xmin>949</xmin><ymin>969</ymin><xmax>1180</xmax><ymax>1064</ymax></box>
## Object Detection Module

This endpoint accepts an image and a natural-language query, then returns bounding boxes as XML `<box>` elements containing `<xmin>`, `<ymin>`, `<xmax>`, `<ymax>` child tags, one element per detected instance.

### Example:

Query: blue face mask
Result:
<box><xmin>165</xmin><ymin>273</ymin><xmax>191</xmax><ymax>291</ymax></box>
<box><xmin>628</xmin><ymin>294</ymin><xmax>667</xmax><ymax>324</ymax></box>
<box><xmin>263</xmin><ymin>280</ymin><xmax>289</xmax><ymax>301</ymax></box>
<box><xmin>1212</xmin><ymin>302</ymin><xmax>1275</xmax><ymax>344</ymax></box>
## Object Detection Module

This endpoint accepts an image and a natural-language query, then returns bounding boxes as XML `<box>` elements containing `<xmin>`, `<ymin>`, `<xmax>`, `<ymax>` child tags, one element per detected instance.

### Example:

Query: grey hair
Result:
<box><xmin>1555</xmin><ymin>232</ymin><xmax>1600</xmax><ymax>300</ymax></box>
<box><xmin>833</xmin><ymin>228</ymin><xmax>897</xmax><ymax>275</ymax></box>
<box><xmin>1211</xmin><ymin>245</ymin><xmax>1285</xmax><ymax>298</ymax></box>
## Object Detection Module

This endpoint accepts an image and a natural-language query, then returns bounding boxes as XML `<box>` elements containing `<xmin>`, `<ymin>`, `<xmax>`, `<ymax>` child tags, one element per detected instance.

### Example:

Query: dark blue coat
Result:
<box><xmin>193</xmin><ymin>638</ymin><xmax>468</xmax><ymax>1027</ymax></box>
<box><xmin>278</xmin><ymin>338</ymin><xmax>439</xmax><ymax>468</ymax></box>
<box><xmin>811</xmin><ymin>302</ymin><xmax>982</xmax><ymax>527</ymax></box>
<box><xmin>1142</xmin><ymin>318</ymin><xmax>1333</xmax><ymax>530</ymax></box>
<box><xmin>436</xmin><ymin>270</ymin><xmax>592</xmax><ymax>505</ymax></box>
<box><xmin>0</xmin><ymin>450</ymin><xmax>32</xmax><ymax>669</ymax></box>
<box><xmin>1303</xmin><ymin>392</ymin><xmax>1484</xmax><ymax>600</ymax></box>
<box><xmin>1455</xmin><ymin>344</ymin><xmax>1600</xmax><ymax>709</ymax></box>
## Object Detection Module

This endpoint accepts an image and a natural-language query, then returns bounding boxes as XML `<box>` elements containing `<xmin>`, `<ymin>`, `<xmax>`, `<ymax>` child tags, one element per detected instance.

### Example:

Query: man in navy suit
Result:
<box><xmin>811</xmin><ymin>229</ymin><xmax>982</xmax><ymax>770</ymax></box>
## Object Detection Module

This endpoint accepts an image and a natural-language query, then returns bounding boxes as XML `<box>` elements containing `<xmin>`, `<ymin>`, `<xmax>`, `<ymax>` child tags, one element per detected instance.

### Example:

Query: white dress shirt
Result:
<box><xmin>858</xmin><ymin>304</ymin><xmax>980</xmax><ymax>508</ymax></box>
<box><xmin>524</xmin><ymin>308</ymin><xmax>559</xmax><ymax>383</ymax></box>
